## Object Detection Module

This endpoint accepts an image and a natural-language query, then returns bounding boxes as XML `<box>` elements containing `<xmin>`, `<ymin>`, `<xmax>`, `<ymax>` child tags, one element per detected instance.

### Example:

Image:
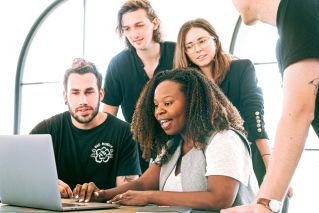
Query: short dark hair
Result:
<box><xmin>131</xmin><ymin>67</ymin><xmax>245</xmax><ymax>161</ymax></box>
<box><xmin>116</xmin><ymin>0</ymin><xmax>162</xmax><ymax>48</ymax></box>
<box><xmin>63</xmin><ymin>58</ymin><xmax>102</xmax><ymax>91</ymax></box>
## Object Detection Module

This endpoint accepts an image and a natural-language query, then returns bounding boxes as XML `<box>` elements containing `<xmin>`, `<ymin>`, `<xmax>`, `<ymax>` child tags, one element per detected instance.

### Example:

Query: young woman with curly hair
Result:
<box><xmin>74</xmin><ymin>68</ymin><xmax>258</xmax><ymax>210</ymax></box>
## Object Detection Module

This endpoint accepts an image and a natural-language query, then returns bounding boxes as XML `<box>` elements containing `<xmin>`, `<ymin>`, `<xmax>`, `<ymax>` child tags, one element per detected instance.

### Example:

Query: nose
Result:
<box><xmin>79</xmin><ymin>94</ymin><xmax>88</xmax><ymax>104</ymax></box>
<box><xmin>155</xmin><ymin>105</ymin><xmax>166</xmax><ymax>118</ymax></box>
<box><xmin>194</xmin><ymin>43</ymin><xmax>202</xmax><ymax>52</ymax></box>
<box><xmin>131</xmin><ymin>28</ymin><xmax>140</xmax><ymax>39</ymax></box>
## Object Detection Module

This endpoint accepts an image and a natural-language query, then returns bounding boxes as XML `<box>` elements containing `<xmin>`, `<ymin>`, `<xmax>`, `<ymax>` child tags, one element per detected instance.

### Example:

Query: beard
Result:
<box><xmin>68</xmin><ymin>102</ymin><xmax>100</xmax><ymax>124</ymax></box>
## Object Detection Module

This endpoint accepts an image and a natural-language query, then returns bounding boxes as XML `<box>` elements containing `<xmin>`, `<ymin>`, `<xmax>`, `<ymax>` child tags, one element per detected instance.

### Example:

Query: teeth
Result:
<box><xmin>160</xmin><ymin>119</ymin><xmax>168</xmax><ymax>124</ymax></box>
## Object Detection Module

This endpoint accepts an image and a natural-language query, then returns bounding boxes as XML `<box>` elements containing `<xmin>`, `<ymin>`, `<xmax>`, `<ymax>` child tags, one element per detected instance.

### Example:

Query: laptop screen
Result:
<box><xmin>0</xmin><ymin>135</ymin><xmax>63</xmax><ymax>210</ymax></box>
<box><xmin>0</xmin><ymin>134</ymin><xmax>119</xmax><ymax>211</ymax></box>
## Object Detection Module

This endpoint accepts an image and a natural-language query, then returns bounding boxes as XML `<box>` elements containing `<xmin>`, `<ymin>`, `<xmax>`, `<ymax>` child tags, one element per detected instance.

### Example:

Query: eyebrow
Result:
<box><xmin>185</xmin><ymin>36</ymin><xmax>208</xmax><ymax>45</ymax></box>
<box><xmin>122</xmin><ymin>21</ymin><xmax>145</xmax><ymax>28</ymax></box>
<box><xmin>154</xmin><ymin>95</ymin><xmax>174</xmax><ymax>100</ymax></box>
<box><xmin>70</xmin><ymin>87</ymin><xmax>95</xmax><ymax>92</ymax></box>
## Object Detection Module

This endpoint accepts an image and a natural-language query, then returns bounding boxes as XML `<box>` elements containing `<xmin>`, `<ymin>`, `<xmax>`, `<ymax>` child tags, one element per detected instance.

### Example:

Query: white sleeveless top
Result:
<box><xmin>163</xmin><ymin>166</ymin><xmax>183</xmax><ymax>192</ymax></box>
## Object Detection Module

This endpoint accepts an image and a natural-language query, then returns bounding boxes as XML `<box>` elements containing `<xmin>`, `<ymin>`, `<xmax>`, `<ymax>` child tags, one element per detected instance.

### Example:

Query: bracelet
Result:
<box><xmin>262</xmin><ymin>153</ymin><xmax>271</xmax><ymax>158</ymax></box>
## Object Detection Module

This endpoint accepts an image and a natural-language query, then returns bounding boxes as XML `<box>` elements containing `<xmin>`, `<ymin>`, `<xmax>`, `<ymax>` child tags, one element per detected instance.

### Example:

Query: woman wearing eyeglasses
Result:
<box><xmin>174</xmin><ymin>18</ymin><xmax>271</xmax><ymax>186</ymax></box>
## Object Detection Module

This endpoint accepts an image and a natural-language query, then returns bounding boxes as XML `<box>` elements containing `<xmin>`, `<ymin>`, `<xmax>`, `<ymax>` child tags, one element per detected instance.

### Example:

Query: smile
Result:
<box><xmin>133</xmin><ymin>38</ymin><xmax>143</xmax><ymax>43</ymax></box>
<box><xmin>196</xmin><ymin>54</ymin><xmax>207</xmax><ymax>60</ymax></box>
<box><xmin>159</xmin><ymin>119</ymin><xmax>172</xmax><ymax>130</ymax></box>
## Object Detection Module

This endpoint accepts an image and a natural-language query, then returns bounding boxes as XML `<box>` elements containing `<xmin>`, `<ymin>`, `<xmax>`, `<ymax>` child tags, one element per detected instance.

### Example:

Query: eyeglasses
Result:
<box><xmin>185</xmin><ymin>36</ymin><xmax>216</xmax><ymax>54</ymax></box>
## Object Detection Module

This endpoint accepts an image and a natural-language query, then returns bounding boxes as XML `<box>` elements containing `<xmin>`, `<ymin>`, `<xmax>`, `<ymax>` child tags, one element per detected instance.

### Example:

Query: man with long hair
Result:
<box><xmin>102</xmin><ymin>0</ymin><xmax>176</xmax><ymax>173</ymax></box>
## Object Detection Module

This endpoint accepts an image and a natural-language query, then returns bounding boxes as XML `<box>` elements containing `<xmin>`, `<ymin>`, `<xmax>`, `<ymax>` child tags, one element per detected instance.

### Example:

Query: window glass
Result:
<box><xmin>20</xmin><ymin>0</ymin><xmax>83</xmax><ymax>133</ymax></box>
<box><xmin>23</xmin><ymin>0</ymin><xmax>83</xmax><ymax>83</ymax></box>
<box><xmin>234</xmin><ymin>22</ymin><xmax>278</xmax><ymax>63</ymax></box>
<box><xmin>20</xmin><ymin>83</ymin><xmax>65</xmax><ymax>133</ymax></box>
<box><xmin>0</xmin><ymin>0</ymin><xmax>53</xmax><ymax>134</ymax></box>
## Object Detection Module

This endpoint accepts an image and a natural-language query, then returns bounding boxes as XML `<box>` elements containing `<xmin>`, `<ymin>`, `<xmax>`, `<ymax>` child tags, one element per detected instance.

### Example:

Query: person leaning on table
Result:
<box><xmin>222</xmin><ymin>0</ymin><xmax>319</xmax><ymax>212</ymax></box>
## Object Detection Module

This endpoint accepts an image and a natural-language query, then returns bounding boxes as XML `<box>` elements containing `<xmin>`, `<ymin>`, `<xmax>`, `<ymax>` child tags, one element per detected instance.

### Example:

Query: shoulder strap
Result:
<box><xmin>167</xmin><ymin>135</ymin><xmax>182</xmax><ymax>155</ymax></box>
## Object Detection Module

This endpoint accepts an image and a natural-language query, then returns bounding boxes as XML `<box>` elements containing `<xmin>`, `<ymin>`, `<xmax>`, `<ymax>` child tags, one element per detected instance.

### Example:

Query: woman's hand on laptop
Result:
<box><xmin>74</xmin><ymin>182</ymin><xmax>101</xmax><ymax>203</ymax></box>
<box><xmin>58</xmin><ymin>179</ymin><xmax>73</xmax><ymax>198</ymax></box>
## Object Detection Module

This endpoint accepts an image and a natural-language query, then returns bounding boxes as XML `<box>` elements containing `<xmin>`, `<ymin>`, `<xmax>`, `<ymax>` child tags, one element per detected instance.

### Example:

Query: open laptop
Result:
<box><xmin>0</xmin><ymin>134</ymin><xmax>119</xmax><ymax>211</ymax></box>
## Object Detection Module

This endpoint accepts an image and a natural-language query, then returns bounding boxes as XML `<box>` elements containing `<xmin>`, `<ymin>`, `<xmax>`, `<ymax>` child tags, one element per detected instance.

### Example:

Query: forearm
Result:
<box><xmin>101</xmin><ymin>165</ymin><xmax>160</xmax><ymax>200</ymax></box>
<box><xmin>255</xmin><ymin>138</ymin><xmax>271</xmax><ymax>168</ymax></box>
<box><xmin>258</xmin><ymin>111</ymin><xmax>311</xmax><ymax>201</ymax></box>
<box><xmin>258</xmin><ymin>59</ymin><xmax>319</xmax><ymax>201</ymax></box>
<box><xmin>101</xmin><ymin>179</ymin><xmax>146</xmax><ymax>200</ymax></box>
<box><xmin>116</xmin><ymin>175</ymin><xmax>139</xmax><ymax>186</ymax></box>
<box><xmin>148</xmin><ymin>191</ymin><xmax>233</xmax><ymax>210</ymax></box>
<box><xmin>102</xmin><ymin>104</ymin><xmax>118</xmax><ymax>116</ymax></box>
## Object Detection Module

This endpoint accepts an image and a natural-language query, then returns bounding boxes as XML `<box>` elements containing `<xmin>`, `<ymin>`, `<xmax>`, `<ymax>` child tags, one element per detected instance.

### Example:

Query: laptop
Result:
<box><xmin>0</xmin><ymin>134</ymin><xmax>119</xmax><ymax>211</ymax></box>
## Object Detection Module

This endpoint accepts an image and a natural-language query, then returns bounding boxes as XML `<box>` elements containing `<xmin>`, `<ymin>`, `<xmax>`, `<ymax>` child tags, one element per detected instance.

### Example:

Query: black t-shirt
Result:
<box><xmin>276</xmin><ymin>0</ymin><xmax>319</xmax><ymax>136</ymax></box>
<box><xmin>102</xmin><ymin>41</ymin><xmax>176</xmax><ymax>123</ymax></box>
<box><xmin>30</xmin><ymin>112</ymin><xmax>141</xmax><ymax>189</ymax></box>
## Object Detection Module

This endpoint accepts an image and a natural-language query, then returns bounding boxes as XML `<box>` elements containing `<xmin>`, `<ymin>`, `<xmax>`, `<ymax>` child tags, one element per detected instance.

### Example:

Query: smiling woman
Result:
<box><xmin>153</xmin><ymin>80</ymin><xmax>186</xmax><ymax>136</ymax></box>
<box><xmin>72</xmin><ymin>68</ymin><xmax>258</xmax><ymax>210</ymax></box>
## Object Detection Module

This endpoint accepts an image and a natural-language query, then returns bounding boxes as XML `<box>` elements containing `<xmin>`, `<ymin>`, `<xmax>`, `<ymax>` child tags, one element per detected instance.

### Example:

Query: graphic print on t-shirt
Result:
<box><xmin>90</xmin><ymin>142</ymin><xmax>114</xmax><ymax>163</ymax></box>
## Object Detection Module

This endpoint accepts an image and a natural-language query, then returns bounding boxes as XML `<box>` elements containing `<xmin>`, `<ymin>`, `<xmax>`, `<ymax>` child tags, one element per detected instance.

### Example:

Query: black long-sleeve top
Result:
<box><xmin>220</xmin><ymin>59</ymin><xmax>269</xmax><ymax>143</ymax></box>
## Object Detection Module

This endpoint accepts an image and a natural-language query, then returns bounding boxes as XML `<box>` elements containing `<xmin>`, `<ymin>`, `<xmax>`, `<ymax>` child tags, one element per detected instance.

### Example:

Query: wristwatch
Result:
<box><xmin>257</xmin><ymin>198</ymin><xmax>282</xmax><ymax>213</ymax></box>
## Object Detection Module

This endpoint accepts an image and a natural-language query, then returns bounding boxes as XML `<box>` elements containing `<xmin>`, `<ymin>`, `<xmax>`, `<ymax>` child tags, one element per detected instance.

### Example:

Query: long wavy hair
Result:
<box><xmin>131</xmin><ymin>67</ymin><xmax>245</xmax><ymax>161</ymax></box>
<box><xmin>174</xmin><ymin>18</ymin><xmax>232</xmax><ymax>85</ymax></box>
<box><xmin>116</xmin><ymin>0</ymin><xmax>162</xmax><ymax>48</ymax></box>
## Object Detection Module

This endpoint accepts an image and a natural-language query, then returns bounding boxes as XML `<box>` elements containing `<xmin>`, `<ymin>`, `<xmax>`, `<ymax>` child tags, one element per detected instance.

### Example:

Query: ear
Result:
<box><xmin>63</xmin><ymin>91</ymin><xmax>68</xmax><ymax>105</ymax></box>
<box><xmin>99</xmin><ymin>88</ymin><xmax>105</xmax><ymax>101</ymax></box>
<box><xmin>152</xmin><ymin>17</ymin><xmax>159</xmax><ymax>31</ymax></box>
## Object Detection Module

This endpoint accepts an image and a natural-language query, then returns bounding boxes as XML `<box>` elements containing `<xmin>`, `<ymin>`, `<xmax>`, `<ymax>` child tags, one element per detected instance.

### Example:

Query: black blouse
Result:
<box><xmin>220</xmin><ymin>59</ymin><xmax>269</xmax><ymax>143</ymax></box>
